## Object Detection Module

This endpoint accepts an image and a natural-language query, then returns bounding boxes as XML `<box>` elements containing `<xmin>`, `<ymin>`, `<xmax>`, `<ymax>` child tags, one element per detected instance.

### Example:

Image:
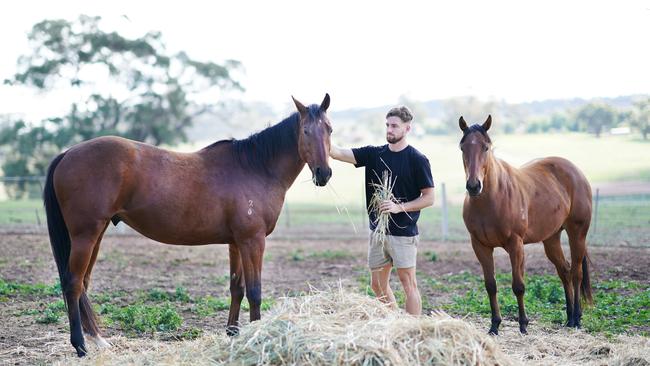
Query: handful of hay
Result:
<box><xmin>368</xmin><ymin>170</ymin><xmax>398</xmax><ymax>246</ymax></box>
<box><xmin>368</xmin><ymin>169</ymin><xmax>410</xmax><ymax>248</ymax></box>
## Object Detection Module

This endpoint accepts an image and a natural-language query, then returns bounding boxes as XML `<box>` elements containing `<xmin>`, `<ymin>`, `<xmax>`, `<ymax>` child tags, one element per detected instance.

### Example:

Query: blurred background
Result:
<box><xmin>1</xmin><ymin>1</ymin><xmax>648</xmax><ymax>246</ymax></box>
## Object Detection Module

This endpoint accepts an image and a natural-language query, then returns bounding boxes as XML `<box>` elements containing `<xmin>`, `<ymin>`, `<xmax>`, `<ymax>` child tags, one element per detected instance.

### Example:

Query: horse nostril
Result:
<box><xmin>315</xmin><ymin>167</ymin><xmax>321</xmax><ymax>176</ymax></box>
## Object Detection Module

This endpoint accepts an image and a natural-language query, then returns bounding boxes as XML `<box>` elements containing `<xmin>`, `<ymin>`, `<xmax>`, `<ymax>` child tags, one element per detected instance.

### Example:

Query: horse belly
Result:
<box><xmin>119</xmin><ymin>209</ymin><xmax>232</xmax><ymax>245</ymax></box>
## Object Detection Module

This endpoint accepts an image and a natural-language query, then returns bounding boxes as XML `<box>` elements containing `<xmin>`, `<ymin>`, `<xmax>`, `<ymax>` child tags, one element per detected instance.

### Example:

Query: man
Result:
<box><xmin>330</xmin><ymin>106</ymin><xmax>434</xmax><ymax>315</ymax></box>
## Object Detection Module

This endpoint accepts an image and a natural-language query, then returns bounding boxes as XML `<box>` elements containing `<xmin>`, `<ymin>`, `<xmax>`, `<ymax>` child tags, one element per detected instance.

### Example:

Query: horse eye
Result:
<box><xmin>303</xmin><ymin>129</ymin><xmax>309</xmax><ymax>136</ymax></box>
<box><xmin>483</xmin><ymin>145</ymin><xmax>489</xmax><ymax>152</ymax></box>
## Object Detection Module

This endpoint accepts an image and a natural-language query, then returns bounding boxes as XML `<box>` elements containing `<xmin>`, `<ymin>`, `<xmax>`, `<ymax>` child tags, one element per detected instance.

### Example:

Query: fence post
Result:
<box><xmin>593</xmin><ymin>188</ymin><xmax>600</xmax><ymax>237</ymax></box>
<box><xmin>284</xmin><ymin>202</ymin><xmax>291</xmax><ymax>228</ymax></box>
<box><xmin>35</xmin><ymin>209</ymin><xmax>41</xmax><ymax>226</ymax></box>
<box><xmin>441</xmin><ymin>183</ymin><xmax>449</xmax><ymax>242</ymax></box>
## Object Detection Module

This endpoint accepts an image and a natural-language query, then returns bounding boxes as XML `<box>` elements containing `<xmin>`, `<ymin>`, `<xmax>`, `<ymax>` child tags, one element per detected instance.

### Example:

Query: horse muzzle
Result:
<box><xmin>466</xmin><ymin>180</ymin><xmax>482</xmax><ymax>196</ymax></box>
<box><xmin>314</xmin><ymin>166</ymin><xmax>332</xmax><ymax>187</ymax></box>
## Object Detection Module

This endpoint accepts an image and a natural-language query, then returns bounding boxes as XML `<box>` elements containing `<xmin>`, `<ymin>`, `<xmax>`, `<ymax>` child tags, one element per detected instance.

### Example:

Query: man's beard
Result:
<box><xmin>386</xmin><ymin>134</ymin><xmax>403</xmax><ymax>144</ymax></box>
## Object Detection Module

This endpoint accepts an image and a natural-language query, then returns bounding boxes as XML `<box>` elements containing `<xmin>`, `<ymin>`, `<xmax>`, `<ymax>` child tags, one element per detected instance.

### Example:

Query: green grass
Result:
<box><xmin>100</xmin><ymin>302</ymin><xmax>182</xmax><ymax>334</ymax></box>
<box><xmin>142</xmin><ymin>287</ymin><xmax>192</xmax><ymax>303</ymax></box>
<box><xmin>288</xmin><ymin>248</ymin><xmax>354</xmax><ymax>261</ymax></box>
<box><xmin>439</xmin><ymin>272</ymin><xmax>649</xmax><ymax>336</ymax></box>
<box><xmin>0</xmin><ymin>278</ymin><xmax>60</xmax><ymax>297</ymax></box>
<box><xmin>36</xmin><ymin>299</ymin><xmax>66</xmax><ymax>324</ymax></box>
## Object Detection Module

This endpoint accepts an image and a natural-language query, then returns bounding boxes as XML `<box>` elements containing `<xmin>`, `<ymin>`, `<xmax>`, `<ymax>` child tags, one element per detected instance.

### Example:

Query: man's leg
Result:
<box><xmin>368</xmin><ymin>234</ymin><xmax>395</xmax><ymax>306</ymax></box>
<box><xmin>370</xmin><ymin>263</ymin><xmax>396</xmax><ymax>307</ymax></box>
<box><xmin>390</xmin><ymin>235</ymin><xmax>421</xmax><ymax>315</ymax></box>
<box><xmin>397</xmin><ymin>267</ymin><xmax>421</xmax><ymax>315</ymax></box>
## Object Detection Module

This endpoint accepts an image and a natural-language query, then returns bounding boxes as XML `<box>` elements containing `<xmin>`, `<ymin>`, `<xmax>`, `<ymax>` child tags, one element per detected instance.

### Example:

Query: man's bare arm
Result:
<box><xmin>330</xmin><ymin>145</ymin><xmax>357</xmax><ymax>164</ymax></box>
<box><xmin>380</xmin><ymin>187</ymin><xmax>435</xmax><ymax>214</ymax></box>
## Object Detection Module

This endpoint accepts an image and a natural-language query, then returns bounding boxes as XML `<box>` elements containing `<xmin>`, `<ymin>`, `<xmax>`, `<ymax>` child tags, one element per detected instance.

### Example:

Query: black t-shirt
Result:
<box><xmin>352</xmin><ymin>144</ymin><xmax>434</xmax><ymax>236</ymax></box>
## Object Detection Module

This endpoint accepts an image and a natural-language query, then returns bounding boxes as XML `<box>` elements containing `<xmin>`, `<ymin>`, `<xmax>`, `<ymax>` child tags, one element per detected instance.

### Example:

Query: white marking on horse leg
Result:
<box><xmin>88</xmin><ymin>334</ymin><xmax>111</xmax><ymax>348</ymax></box>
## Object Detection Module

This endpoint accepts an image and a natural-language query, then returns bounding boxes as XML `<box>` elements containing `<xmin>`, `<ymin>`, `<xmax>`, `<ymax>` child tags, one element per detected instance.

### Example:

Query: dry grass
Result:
<box><xmin>60</xmin><ymin>285</ymin><xmax>509</xmax><ymax>365</ymax></box>
<box><xmin>42</xmin><ymin>286</ymin><xmax>649</xmax><ymax>366</ymax></box>
<box><xmin>368</xmin><ymin>168</ymin><xmax>410</xmax><ymax>248</ymax></box>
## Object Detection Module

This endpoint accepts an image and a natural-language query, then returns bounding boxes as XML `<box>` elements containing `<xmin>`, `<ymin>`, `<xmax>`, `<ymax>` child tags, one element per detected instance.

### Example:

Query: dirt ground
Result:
<box><xmin>1</xmin><ymin>233</ymin><xmax>649</xmax><ymax>365</ymax></box>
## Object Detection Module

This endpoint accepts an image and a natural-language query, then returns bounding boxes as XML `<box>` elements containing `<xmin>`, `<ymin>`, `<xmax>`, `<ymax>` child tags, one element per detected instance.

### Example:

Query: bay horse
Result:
<box><xmin>458</xmin><ymin>115</ymin><xmax>593</xmax><ymax>335</ymax></box>
<box><xmin>43</xmin><ymin>94</ymin><xmax>333</xmax><ymax>357</ymax></box>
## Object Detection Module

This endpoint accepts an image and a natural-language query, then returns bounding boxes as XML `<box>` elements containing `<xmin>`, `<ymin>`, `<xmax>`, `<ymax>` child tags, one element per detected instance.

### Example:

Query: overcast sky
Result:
<box><xmin>1</xmin><ymin>0</ymin><xmax>649</xmax><ymax>120</ymax></box>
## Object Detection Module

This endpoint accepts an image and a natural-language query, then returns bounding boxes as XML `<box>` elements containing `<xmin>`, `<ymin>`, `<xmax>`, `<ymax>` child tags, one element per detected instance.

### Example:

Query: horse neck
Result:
<box><xmin>272</xmin><ymin>146</ymin><xmax>306</xmax><ymax>190</ymax></box>
<box><xmin>480</xmin><ymin>153</ymin><xmax>510</xmax><ymax>200</ymax></box>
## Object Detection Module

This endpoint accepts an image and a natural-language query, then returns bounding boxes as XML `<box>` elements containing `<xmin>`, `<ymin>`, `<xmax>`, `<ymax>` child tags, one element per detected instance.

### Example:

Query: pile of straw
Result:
<box><xmin>65</xmin><ymin>285</ymin><xmax>510</xmax><ymax>365</ymax></box>
<box><xmin>59</xmin><ymin>287</ymin><xmax>650</xmax><ymax>366</ymax></box>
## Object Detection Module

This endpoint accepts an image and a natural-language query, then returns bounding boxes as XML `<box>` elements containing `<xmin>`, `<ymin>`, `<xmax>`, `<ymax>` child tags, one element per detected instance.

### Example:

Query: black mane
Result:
<box><xmin>206</xmin><ymin>104</ymin><xmax>323</xmax><ymax>175</ymax></box>
<box><xmin>460</xmin><ymin>124</ymin><xmax>491</xmax><ymax>144</ymax></box>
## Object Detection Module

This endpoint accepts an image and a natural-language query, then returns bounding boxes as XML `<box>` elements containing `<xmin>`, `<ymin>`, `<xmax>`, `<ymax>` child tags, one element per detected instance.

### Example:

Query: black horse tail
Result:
<box><xmin>581</xmin><ymin>254</ymin><xmax>594</xmax><ymax>306</ymax></box>
<box><xmin>43</xmin><ymin>152</ymin><xmax>100</xmax><ymax>336</ymax></box>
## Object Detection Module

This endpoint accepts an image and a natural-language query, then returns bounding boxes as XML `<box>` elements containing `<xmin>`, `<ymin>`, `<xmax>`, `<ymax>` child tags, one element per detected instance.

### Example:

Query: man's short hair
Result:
<box><xmin>386</xmin><ymin>106</ymin><xmax>414</xmax><ymax>123</ymax></box>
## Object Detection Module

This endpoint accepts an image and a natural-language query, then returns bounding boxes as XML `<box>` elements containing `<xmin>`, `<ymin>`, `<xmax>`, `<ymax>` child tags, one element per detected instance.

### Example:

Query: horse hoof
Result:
<box><xmin>488</xmin><ymin>329</ymin><xmax>499</xmax><ymax>336</ymax></box>
<box><xmin>519</xmin><ymin>327</ymin><xmax>528</xmax><ymax>335</ymax></box>
<box><xmin>226</xmin><ymin>326</ymin><xmax>240</xmax><ymax>337</ymax></box>
<box><xmin>75</xmin><ymin>345</ymin><xmax>87</xmax><ymax>357</ymax></box>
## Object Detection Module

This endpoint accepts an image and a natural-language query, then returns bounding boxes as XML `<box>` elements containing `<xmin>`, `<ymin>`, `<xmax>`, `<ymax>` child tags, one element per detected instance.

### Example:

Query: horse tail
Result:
<box><xmin>44</xmin><ymin>152</ymin><xmax>101</xmax><ymax>336</ymax></box>
<box><xmin>581</xmin><ymin>254</ymin><xmax>594</xmax><ymax>306</ymax></box>
<box><xmin>44</xmin><ymin>153</ymin><xmax>71</xmax><ymax>300</ymax></box>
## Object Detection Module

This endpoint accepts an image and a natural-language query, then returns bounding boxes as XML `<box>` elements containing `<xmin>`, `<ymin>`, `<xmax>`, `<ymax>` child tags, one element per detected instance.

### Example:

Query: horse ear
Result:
<box><xmin>459</xmin><ymin>116</ymin><xmax>468</xmax><ymax>132</ymax></box>
<box><xmin>482</xmin><ymin>115</ymin><xmax>492</xmax><ymax>131</ymax></box>
<box><xmin>292</xmin><ymin>96</ymin><xmax>308</xmax><ymax>117</ymax></box>
<box><xmin>320</xmin><ymin>93</ymin><xmax>330</xmax><ymax>112</ymax></box>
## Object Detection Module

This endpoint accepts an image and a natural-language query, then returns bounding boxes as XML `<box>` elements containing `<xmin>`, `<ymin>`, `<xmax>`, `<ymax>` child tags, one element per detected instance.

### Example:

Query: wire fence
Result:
<box><xmin>1</xmin><ymin>177</ymin><xmax>648</xmax><ymax>247</ymax></box>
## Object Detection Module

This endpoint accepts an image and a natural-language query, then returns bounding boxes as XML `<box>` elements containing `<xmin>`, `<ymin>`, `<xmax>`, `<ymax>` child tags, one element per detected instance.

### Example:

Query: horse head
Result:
<box><xmin>292</xmin><ymin>94</ymin><xmax>333</xmax><ymax>186</ymax></box>
<box><xmin>459</xmin><ymin>115</ymin><xmax>492</xmax><ymax>196</ymax></box>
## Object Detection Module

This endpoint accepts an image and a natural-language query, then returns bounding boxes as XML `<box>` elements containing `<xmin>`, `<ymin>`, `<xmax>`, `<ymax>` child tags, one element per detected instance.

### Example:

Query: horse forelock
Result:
<box><xmin>460</xmin><ymin>124</ymin><xmax>491</xmax><ymax>144</ymax></box>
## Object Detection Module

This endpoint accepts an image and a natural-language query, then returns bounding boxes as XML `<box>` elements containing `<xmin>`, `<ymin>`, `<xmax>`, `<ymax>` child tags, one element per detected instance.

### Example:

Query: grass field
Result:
<box><xmin>1</xmin><ymin>133</ymin><xmax>649</xmax><ymax>246</ymax></box>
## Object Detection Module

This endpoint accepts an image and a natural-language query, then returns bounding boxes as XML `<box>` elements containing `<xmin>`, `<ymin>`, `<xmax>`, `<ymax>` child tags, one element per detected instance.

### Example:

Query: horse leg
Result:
<box><xmin>565</xmin><ymin>222</ymin><xmax>589</xmax><ymax>328</ymax></box>
<box><xmin>226</xmin><ymin>244</ymin><xmax>245</xmax><ymax>336</ymax></box>
<box><xmin>542</xmin><ymin>231</ymin><xmax>574</xmax><ymax>326</ymax></box>
<box><xmin>82</xmin><ymin>222</ymin><xmax>111</xmax><ymax>348</ymax></box>
<box><xmin>62</xmin><ymin>219</ymin><xmax>108</xmax><ymax>357</ymax></box>
<box><xmin>471</xmin><ymin>238</ymin><xmax>501</xmax><ymax>335</ymax></box>
<box><xmin>237</xmin><ymin>234</ymin><xmax>266</xmax><ymax>323</ymax></box>
<box><xmin>505</xmin><ymin>236</ymin><xmax>529</xmax><ymax>334</ymax></box>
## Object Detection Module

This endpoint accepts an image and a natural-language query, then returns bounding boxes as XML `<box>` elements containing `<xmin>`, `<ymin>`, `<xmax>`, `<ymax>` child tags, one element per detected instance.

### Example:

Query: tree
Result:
<box><xmin>574</xmin><ymin>103</ymin><xmax>617</xmax><ymax>138</ymax></box>
<box><xmin>629</xmin><ymin>98</ymin><xmax>650</xmax><ymax>140</ymax></box>
<box><xmin>1</xmin><ymin>15</ymin><xmax>242</xmax><ymax>178</ymax></box>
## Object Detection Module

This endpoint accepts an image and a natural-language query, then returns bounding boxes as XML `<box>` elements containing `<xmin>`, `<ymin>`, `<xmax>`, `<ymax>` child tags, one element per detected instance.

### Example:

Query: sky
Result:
<box><xmin>1</xmin><ymin>0</ymin><xmax>649</xmax><ymax>120</ymax></box>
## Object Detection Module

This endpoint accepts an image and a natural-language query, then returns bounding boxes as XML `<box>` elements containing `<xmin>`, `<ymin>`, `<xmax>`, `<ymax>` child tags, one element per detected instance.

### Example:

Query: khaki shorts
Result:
<box><xmin>368</xmin><ymin>234</ymin><xmax>418</xmax><ymax>269</ymax></box>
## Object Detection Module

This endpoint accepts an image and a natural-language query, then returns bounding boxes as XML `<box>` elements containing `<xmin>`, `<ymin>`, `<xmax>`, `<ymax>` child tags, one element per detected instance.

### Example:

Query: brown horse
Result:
<box><xmin>458</xmin><ymin>115</ymin><xmax>593</xmax><ymax>335</ymax></box>
<box><xmin>43</xmin><ymin>94</ymin><xmax>333</xmax><ymax>357</ymax></box>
